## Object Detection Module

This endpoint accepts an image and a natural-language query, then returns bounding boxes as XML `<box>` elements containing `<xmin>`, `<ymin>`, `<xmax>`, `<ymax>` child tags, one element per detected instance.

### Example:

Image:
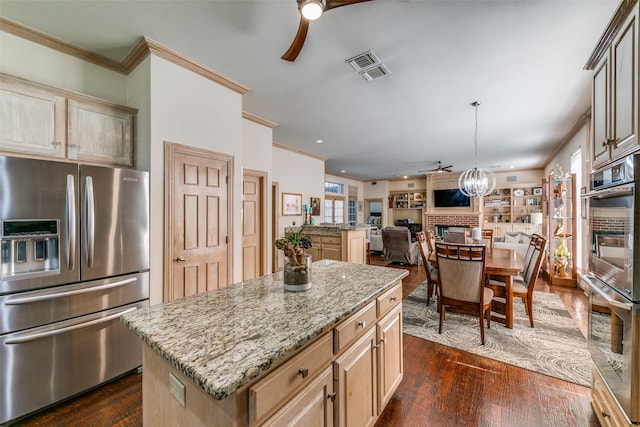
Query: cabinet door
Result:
<box><xmin>0</xmin><ymin>76</ymin><xmax>66</xmax><ymax>158</ymax></box>
<box><xmin>262</xmin><ymin>366</ymin><xmax>334</xmax><ymax>427</ymax></box>
<box><xmin>611</xmin><ymin>11</ymin><xmax>638</xmax><ymax>158</ymax></box>
<box><xmin>592</xmin><ymin>52</ymin><xmax>611</xmax><ymax>169</ymax></box>
<box><xmin>322</xmin><ymin>244</ymin><xmax>342</xmax><ymax>261</ymax></box>
<box><xmin>334</xmin><ymin>327</ymin><xmax>377</xmax><ymax>427</ymax></box>
<box><xmin>307</xmin><ymin>246</ymin><xmax>321</xmax><ymax>262</ymax></box>
<box><xmin>67</xmin><ymin>99</ymin><xmax>135</xmax><ymax>167</ymax></box>
<box><xmin>376</xmin><ymin>304</ymin><xmax>403</xmax><ymax>413</ymax></box>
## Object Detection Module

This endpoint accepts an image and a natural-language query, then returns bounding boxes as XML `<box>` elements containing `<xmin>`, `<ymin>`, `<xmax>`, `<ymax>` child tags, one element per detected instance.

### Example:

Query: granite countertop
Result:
<box><xmin>121</xmin><ymin>260</ymin><xmax>407</xmax><ymax>401</ymax></box>
<box><xmin>300</xmin><ymin>225</ymin><xmax>371</xmax><ymax>236</ymax></box>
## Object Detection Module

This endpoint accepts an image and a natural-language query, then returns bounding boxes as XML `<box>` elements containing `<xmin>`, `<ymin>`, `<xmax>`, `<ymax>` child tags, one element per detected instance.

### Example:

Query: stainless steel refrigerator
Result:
<box><xmin>0</xmin><ymin>155</ymin><xmax>149</xmax><ymax>424</ymax></box>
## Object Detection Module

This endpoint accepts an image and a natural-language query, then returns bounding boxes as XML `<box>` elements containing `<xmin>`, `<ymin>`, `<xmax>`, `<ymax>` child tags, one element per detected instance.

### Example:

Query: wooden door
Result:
<box><xmin>242</xmin><ymin>170</ymin><xmax>267</xmax><ymax>281</ymax></box>
<box><xmin>165</xmin><ymin>143</ymin><xmax>231</xmax><ymax>301</ymax></box>
<box><xmin>611</xmin><ymin>11</ymin><xmax>638</xmax><ymax>158</ymax></box>
<box><xmin>334</xmin><ymin>327</ymin><xmax>377</xmax><ymax>427</ymax></box>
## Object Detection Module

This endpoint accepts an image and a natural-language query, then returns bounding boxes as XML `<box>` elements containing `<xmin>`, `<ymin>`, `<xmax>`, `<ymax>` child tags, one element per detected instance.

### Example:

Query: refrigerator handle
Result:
<box><xmin>66</xmin><ymin>174</ymin><xmax>76</xmax><ymax>270</ymax></box>
<box><xmin>4</xmin><ymin>307</ymin><xmax>137</xmax><ymax>344</ymax></box>
<box><xmin>85</xmin><ymin>176</ymin><xmax>95</xmax><ymax>267</ymax></box>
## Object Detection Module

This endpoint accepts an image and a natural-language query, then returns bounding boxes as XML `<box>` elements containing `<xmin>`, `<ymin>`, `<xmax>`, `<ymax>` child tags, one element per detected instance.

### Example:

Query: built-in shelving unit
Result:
<box><xmin>482</xmin><ymin>184</ymin><xmax>543</xmax><ymax>237</ymax></box>
<box><xmin>543</xmin><ymin>173</ymin><xmax>577</xmax><ymax>287</ymax></box>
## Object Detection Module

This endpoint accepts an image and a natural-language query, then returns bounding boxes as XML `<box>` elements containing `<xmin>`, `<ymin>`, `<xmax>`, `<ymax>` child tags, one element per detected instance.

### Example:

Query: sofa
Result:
<box><xmin>493</xmin><ymin>231</ymin><xmax>532</xmax><ymax>258</ymax></box>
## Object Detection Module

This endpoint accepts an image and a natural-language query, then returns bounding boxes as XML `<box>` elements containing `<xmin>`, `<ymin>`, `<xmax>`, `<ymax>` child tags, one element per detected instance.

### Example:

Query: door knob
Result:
<box><xmin>175</xmin><ymin>255</ymin><xmax>189</xmax><ymax>263</ymax></box>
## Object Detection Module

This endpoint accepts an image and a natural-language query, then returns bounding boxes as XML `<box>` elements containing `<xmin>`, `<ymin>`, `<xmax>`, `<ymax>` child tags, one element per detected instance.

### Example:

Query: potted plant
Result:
<box><xmin>275</xmin><ymin>229</ymin><xmax>313</xmax><ymax>291</ymax></box>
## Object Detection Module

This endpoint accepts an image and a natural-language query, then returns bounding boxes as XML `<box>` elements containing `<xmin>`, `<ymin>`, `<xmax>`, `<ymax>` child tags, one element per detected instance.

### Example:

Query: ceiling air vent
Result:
<box><xmin>346</xmin><ymin>50</ymin><xmax>391</xmax><ymax>81</ymax></box>
<box><xmin>360</xmin><ymin>64</ymin><xmax>390</xmax><ymax>81</ymax></box>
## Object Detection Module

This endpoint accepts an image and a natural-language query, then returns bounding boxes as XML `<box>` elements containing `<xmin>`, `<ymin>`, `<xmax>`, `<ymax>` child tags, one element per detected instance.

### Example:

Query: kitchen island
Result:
<box><xmin>121</xmin><ymin>260</ymin><xmax>408</xmax><ymax>426</ymax></box>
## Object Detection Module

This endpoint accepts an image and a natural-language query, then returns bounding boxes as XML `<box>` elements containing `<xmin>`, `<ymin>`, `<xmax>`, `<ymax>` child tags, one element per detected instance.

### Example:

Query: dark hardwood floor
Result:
<box><xmin>13</xmin><ymin>255</ymin><xmax>597</xmax><ymax>427</ymax></box>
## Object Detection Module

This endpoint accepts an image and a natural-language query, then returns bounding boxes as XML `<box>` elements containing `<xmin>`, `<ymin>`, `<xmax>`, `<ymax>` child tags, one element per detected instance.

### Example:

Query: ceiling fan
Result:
<box><xmin>419</xmin><ymin>161</ymin><xmax>454</xmax><ymax>174</ymax></box>
<box><xmin>282</xmin><ymin>0</ymin><xmax>374</xmax><ymax>62</ymax></box>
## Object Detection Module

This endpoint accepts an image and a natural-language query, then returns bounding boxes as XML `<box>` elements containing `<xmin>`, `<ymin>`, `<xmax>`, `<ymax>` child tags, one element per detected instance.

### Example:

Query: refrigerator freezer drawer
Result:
<box><xmin>0</xmin><ymin>300</ymin><xmax>148</xmax><ymax>425</ymax></box>
<box><xmin>0</xmin><ymin>271</ymin><xmax>149</xmax><ymax>335</ymax></box>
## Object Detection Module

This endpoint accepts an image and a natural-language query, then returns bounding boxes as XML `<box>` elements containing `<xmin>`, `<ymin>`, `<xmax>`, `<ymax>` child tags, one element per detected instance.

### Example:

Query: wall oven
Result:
<box><xmin>583</xmin><ymin>154</ymin><xmax>640</xmax><ymax>424</ymax></box>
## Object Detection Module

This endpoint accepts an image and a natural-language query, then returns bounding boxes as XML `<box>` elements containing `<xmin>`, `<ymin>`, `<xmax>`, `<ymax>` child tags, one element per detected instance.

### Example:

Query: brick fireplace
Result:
<box><xmin>425</xmin><ymin>214</ymin><xmax>480</xmax><ymax>236</ymax></box>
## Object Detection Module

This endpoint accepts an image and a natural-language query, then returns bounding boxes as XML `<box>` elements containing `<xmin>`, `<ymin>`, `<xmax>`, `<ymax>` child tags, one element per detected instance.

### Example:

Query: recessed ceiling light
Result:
<box><xmin>341</xmin><ymin>170</ymin><xmax>346</xmax><ymax>173</ymax></box>
<box><xmin>316</xmin><ymin>139</ymin><xmax>323</xmax><ymax>144</ymax></box>
<box><xmin>403</xmin><ymin>176</ymin><xmax>408</xmax><ymax>179</ymax></box>
<box><xmin>510</xmin><ymin>165</ymin><xmax>515</xmax><ymax>169</ymax></box>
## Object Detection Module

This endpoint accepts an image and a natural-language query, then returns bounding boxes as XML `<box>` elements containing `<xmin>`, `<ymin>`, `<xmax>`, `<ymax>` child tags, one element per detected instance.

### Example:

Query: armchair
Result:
<box><xmin>381</xmin><ymin>226</ymin><xmax>420</xmax><ymax>265</ymax></box>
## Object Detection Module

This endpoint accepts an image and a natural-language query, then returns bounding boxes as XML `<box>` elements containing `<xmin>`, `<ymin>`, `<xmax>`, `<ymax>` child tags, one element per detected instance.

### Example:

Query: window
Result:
<box><xmin>348</xmin><ymin>200</ymin><xmax>357</xmax><ymax>225</ymax></box>
<box><xmin>325</xmin><ymin>196</ymin><xmax>345</xmax><ymax>224</ymax></box>
<box><xmin>324</xmin><ymin>182</ymin><xmax>343</xmax><ymax>194</ymax></box>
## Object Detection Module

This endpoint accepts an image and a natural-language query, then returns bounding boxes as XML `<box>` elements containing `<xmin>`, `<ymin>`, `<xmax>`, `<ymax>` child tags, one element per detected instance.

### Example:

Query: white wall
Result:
<box><xmin>242</xmin><ymin>118</ymin><xmax>274</xmax><ymax>274</ymax></box>
<box><xmin>272</xmin><ymin>146</ymin><xmax>324</xmax><ymax>236</ymax></box>
<box><xmin>0</xmin><ymin>32</ymin><xmax>127</xmax><ymax>104</ymax></box>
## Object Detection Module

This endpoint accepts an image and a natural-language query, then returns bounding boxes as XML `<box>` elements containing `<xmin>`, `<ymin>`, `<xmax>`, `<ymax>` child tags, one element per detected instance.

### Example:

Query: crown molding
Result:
<box><xmin>543</xmin><ymin>108</ymin><xmax>591</xmax><ymax>169</ymax></box>
<box><xmin>272</xmin><ymin>142</ymin><xmax>327</xmax><ymax>162</ymax></box>
<box><xmin>242</xmin><ymin>111</ymin><xmax>278</xmax><ymax>128</ymax></box>
<box><xmin>0</xmin><ymin>17</ymin><xmax>125</xmax><ymax>73</ymax></box>
<box><xmin>1</xmin><ymin>18</ymin><xmax>250</xmax><ymax>94</ymax></box>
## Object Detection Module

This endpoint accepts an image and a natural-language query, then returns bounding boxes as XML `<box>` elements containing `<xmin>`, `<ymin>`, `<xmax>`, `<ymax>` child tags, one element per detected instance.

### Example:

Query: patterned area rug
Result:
<box><xmin>403</xmin><ymin>282</ymin><xmax>592</xmax><ymax>387</ymax></box>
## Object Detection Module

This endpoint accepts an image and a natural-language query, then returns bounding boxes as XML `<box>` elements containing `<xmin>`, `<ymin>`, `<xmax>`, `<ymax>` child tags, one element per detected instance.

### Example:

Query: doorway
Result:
<box><xmin>164</xmin><ymin>142</ymin><xmax>233</xmax><ymax>302</ymax></box>
<box><xmin>242</xmin><ymin>169</ymin><xmax>267</xmax><ymax>280</ymax></box>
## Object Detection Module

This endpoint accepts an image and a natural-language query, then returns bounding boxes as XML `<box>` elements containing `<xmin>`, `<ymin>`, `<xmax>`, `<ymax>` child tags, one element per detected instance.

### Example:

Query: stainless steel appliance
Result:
<box><xmin>583</xmin><ymin>153</ymin><xmax>640</xmax><ymax>424</ymax></box>
<box><xmin>0</xmin><ymin>156</ymin><xmax>149</xmax><ymax>425</ymax></box>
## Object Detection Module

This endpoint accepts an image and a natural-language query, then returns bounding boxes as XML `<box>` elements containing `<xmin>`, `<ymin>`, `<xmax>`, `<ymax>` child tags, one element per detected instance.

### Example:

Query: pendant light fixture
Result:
<box><xmin>458</xmin><ymin>101</ymin><xmax>496</xmax><ymax>197</ymax></box>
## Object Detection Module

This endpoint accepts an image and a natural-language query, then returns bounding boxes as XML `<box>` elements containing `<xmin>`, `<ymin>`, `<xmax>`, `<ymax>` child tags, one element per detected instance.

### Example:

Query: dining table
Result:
<box><xmin>428</xmin><ymin>246</ymin><xmax>525</xmax><ymax>328</ymax></box>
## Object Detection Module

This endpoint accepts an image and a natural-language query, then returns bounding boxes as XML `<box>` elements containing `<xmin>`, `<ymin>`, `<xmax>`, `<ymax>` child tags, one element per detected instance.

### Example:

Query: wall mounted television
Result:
<box><xmin>433</xmin><ymin>189</ymin><xmax>471</xmax><ymax>208</ymax></box>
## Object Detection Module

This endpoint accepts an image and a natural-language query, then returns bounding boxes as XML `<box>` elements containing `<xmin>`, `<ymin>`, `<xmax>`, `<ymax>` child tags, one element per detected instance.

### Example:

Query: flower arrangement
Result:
<box><xmin>274</xmin><ymin>229</ymin><xmax>312</xmax><ymax>266</ymax></box>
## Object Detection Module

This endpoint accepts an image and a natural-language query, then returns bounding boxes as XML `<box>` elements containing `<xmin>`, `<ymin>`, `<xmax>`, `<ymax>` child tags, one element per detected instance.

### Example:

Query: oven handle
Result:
<box><xmin>587</xmin><ymin>276</ymin><xmax>632</xmax><ymax>311</ymax></box>
<box><xmin>4</xmin><ymin>307</ymin><xmax>137</xmax><ymax>344</ymax></box>
<box><xmin>4</xmin><ymin>277</ymin><xmax>137</xmax><ymax>305</ymax></box>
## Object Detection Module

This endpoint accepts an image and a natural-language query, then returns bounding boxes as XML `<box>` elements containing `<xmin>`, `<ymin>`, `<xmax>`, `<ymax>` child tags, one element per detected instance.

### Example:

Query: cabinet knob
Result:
<box><xmin>601</xmin><ymin>411</ymin><xmax>610</xmax><ymax>418</ymax></box>
<box><xmin>357</xmin><ymin>321</ymin><xmax>366</xmax><ymax>328</ymax></box>
<box><xmin>327</xmin><ymin>392</ymin><xmax>337</xmax><ymax>402</ymax></box>
<box><xmin>602</xmin><ymin>140</ymin><xmax>608</xmax><ymax>147</ymax></box>
<box><xmin>298</xmin><ymin>368</ymin><xmax>309</xmax><ymax>379</ymax></box>
<box><xmin>390</xmin><ymin>297</ymin><xmax>397</xmax><ymax>302</ymax></box>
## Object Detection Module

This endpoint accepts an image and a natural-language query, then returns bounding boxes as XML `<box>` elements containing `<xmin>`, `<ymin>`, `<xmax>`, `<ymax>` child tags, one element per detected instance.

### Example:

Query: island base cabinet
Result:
<box><xmin>377</xmin><ymin>304</ymin><xmax>403</xmax><ymax>411</ymax></box>
<box><xmin>262</xmin><ymin>367</ymin><xmax>334</xmax><ymax>427</ymax></box>
<box><xmin>334</xmin><ymin>327</ymin><xmax>378</xmax><ymax>427</ymax></box>
<box><xmin>141</xmin><ymin>344</ymin><xmax>239</xmax><ymax>427</ymax></box>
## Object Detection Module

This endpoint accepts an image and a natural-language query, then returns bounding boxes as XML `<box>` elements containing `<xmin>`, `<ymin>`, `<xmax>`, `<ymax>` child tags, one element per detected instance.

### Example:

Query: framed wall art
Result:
<box><xmin>310</xmin><ymin>197</ymin><xmax>321</xmax><ymax>216</ymax></box>
<box><xmin>282</xmin><ymin>192</ymin><xmax>302</xmax><ymax>216</ymax></box>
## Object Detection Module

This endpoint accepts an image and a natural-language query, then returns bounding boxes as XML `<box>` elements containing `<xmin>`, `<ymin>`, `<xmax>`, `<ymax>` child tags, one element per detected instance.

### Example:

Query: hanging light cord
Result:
<box><xmin>472</xmin><ymin>101</ymin><xmax>480</xmax><ymax>168</ymax></box>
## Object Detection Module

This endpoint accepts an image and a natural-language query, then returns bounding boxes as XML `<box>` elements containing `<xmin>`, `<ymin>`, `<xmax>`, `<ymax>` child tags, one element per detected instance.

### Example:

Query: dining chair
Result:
<box><xmin>416</xmin><ymin>231</ymin><xmax>437</xmax><ymax>305</ymax></box>
<box><xmin>426</xmin><ymin>229</ymin><xmax>436</xmax><ymax>253</ymax></box>
<box><xmin>435</xmin><ymin>242</ymin><xmax>493</xmax><ymax>345</ymax></box>
<box><xmin>481</xmin><ymin>229</ymin><xmax>494</xmax><ymax>248</ymax></box>
<box><xmin>486</xmin><ymin>236</ymin><xmax>546</xmax><ymax>327</ymax></box>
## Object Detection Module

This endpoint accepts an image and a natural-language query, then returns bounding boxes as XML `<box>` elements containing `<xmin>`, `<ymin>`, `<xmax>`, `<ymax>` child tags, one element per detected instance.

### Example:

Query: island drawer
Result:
<box><xmin>320</xmin><ymin>235</ymin><xmax>341</xmax><ymax>244</ymax></box>
<box><xmin>377</xmin><ymin>282</ymin><xmax>402</xmax><ymax>316</ymax></box>
<box><xmin>249</xmin><ymin>332</ymin><xmax>333</xmax><ymax>424</ymax></box>
<box><xmin>333</xmin><ymin>300</ymin><xmax>376</xmax><ymax>353</ymax></box>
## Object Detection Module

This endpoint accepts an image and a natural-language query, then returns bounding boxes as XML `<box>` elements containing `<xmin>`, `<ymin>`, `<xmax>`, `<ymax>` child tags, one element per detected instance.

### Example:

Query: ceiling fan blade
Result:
<box><xmin>281</xmin><ymin>16</ymin><xmax>310</xmax><ymax>62</ymax></box>
<box><xmin>325</xmin><ymin>0</ymin><xmax>373</xmax><ymax>12</ymax></box>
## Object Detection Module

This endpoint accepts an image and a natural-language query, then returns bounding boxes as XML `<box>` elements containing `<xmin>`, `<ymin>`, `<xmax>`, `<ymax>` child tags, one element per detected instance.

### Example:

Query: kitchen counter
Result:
<box><xmin>121</xmin><ymin>260</ymin><xmax>407</xmax><ymax>402</ymax></box>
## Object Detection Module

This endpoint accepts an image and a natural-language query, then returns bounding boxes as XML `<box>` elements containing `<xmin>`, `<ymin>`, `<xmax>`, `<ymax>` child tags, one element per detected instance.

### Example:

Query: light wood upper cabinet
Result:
<box><xmin>610</xmin><ymin>10</ymin><xmax>638</xmax><ymax>159</ymax></box>
<box><xmin>591</xmin><ymin>53</ymin><xmax>610</xmax><ymax>169</ymax></box>
<box><xmin>67</xmin><ymin>99</ymin><xmax>135</xmax><ymax>167</ymax></box>
<box><xmin>589</xmin><ymin>7</ymin><xmax>638</xmax><ymax>169</ymax></box>
<box><xmin>0</xmin><ymin>73</ymin><xmax>136</xmax><ymax>167</ymax></box>
<box><xmin>0</xmin><ymin>76</ymin><xmax>66</xmax><ymax>158</ymax></box>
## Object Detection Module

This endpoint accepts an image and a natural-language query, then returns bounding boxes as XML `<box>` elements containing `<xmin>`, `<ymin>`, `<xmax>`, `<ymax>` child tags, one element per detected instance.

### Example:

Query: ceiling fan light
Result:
<box><xmin>300</xmin><ymin>0</ymin><xmax>324</xmax><ymax>20</ymax></box>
